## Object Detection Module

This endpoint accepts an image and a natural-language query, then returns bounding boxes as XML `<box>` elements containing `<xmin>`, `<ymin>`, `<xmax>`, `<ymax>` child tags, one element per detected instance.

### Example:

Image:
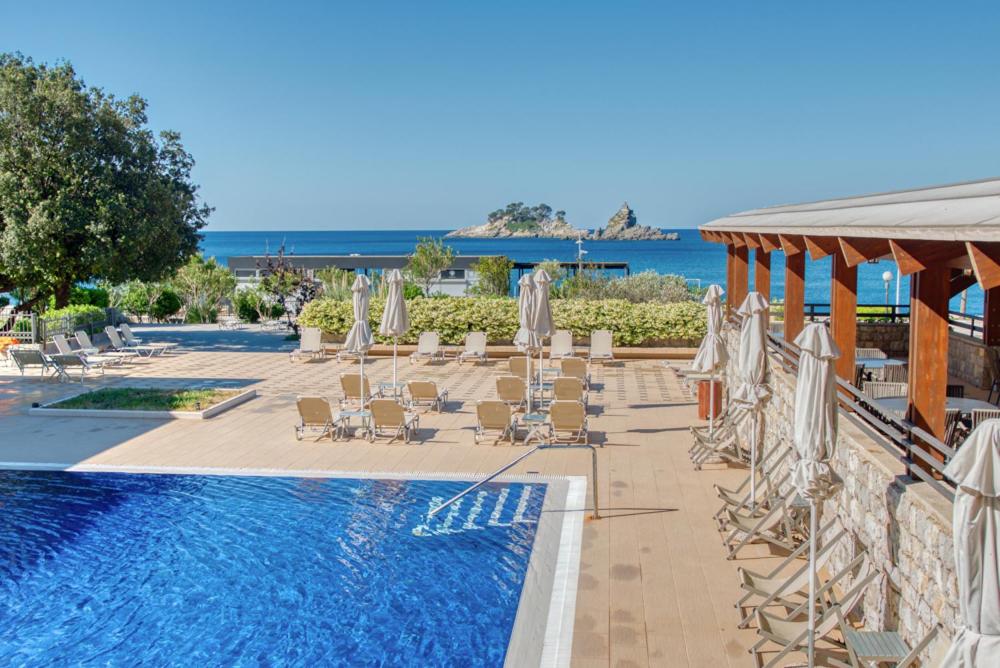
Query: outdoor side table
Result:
<box><xmin>522</xmin><ymin>412</ymin><xmax>550</xmax><ymax>446</ymax></box>
<box><xmin>337</xmin><ymin>409</ymin><xmax>372</xmax><ymax>440</ymax></box>
<box><xmin>377</xmin><ymin>381</ymin><xmax>405</xmax><ymax>399</ymax></box>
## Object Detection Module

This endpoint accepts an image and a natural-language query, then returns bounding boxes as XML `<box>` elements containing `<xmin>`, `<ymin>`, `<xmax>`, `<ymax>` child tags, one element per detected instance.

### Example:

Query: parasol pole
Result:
<box><xmin>807</xmin><ymin>501</ymin><xmax>818</xmax><ymax>667</ymax></box>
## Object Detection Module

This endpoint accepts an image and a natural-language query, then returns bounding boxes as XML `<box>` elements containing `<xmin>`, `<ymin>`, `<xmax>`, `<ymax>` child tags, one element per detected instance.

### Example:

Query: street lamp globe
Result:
<box><xmin>881</xmin><ymin>270</ymin><xmax>893</xmax><ymax>283</ymax></box>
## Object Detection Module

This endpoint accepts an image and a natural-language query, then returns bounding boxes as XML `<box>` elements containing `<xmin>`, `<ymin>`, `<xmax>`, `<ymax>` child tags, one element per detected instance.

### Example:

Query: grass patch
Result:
<box><xmin>52</xmin><ymin>388</ymin><xmax>240</xmax><ymax>412</ymax></box>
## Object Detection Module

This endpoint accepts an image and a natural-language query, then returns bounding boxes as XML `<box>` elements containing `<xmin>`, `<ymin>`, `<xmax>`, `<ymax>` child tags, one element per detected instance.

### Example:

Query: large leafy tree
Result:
<box><xmin>406</xmin><ymin>237</ymin><xmax>455</xmax><ymax>296</ymax></box>
<box><xmin>0</xmin><ymin>53</ymin><xmax>211</xmax><ymax>308</ymax></box>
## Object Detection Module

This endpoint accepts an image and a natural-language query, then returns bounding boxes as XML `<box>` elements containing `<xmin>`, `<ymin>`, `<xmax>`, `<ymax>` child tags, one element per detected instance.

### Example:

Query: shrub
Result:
<box><xmin>151</xmin><ymin>289</ymin><xmax>183</xmax><ymax>321</ymax></box>
<box><xmin>470</xmin><ymin>256</ymin><xmax>513</xmax><ymax>297</ymax></box>
<box><xmin>233</xmin><ymin>288</ymin><xmax>284</xmax><ymax>323</ymax></box>
<box><xmin>299</xmin><ymin>296</ymin><xmax>706</xmax><ymax>346</ymax></box>
<box><xmin>42</xmin><ymin>304</ymin><xmax>107</xmax><ymax>329</ymax></box>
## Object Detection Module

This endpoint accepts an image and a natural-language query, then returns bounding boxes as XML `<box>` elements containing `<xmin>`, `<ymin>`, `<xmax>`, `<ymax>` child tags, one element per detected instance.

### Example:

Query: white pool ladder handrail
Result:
<box><xmin>426</xmin><ymin>443</ymin><xmax>600</xmax><ymax>521</ymax></box>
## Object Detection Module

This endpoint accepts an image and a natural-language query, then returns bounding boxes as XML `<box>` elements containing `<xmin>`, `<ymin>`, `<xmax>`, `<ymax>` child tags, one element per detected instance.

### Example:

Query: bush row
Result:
<box><xmin>298</xmin><ymin>297</ymin><xmax>707</xmax><ymax>346</ymax></box>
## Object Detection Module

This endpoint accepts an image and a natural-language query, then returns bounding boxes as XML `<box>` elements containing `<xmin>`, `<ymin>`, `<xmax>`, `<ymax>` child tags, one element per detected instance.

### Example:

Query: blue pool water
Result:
<box><xmin>0</xmin><ymin>471</ymin><xmax>547</xmax><ymax>666</ymax></box>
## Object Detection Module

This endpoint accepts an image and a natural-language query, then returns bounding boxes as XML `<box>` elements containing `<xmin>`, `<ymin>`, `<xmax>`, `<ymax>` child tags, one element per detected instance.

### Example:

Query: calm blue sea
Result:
<box><xmin>201</xmin><ymin>230</ymin><xmax>982</xmax><ymax>314</ymax></box>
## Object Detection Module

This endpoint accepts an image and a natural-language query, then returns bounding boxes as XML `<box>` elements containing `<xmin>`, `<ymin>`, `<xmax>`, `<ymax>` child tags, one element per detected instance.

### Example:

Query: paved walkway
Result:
<box><xmin>0</xmin><ymin>326</ymin><xmax>789</xmax><ymax>667</ymax></box>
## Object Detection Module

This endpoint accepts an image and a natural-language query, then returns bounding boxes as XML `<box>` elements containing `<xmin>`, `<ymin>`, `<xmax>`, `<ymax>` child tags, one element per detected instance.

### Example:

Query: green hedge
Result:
<box><xmin>298</xmin><ymin>297</ymin><xmax>706</xmax><ymax>346</ymax></box>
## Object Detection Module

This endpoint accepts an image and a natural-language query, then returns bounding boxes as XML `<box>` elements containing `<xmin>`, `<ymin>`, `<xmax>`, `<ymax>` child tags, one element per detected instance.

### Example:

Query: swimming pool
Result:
<box><xmin>0</xmin><ymin>468</ymin><xmax>583</xmax><ymax>666</ymax></box>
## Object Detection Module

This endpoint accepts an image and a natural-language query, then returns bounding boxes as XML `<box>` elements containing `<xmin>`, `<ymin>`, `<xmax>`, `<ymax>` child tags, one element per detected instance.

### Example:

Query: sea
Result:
<box><xmin>201</xmin><ymin>230</ymin><xmax>982</xmax><ymax>314</ymax></box>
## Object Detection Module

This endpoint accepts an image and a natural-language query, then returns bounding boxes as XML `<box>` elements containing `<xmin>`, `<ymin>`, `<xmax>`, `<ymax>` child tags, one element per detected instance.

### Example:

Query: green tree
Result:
<box><xmin>172</xmin><ymin>256</ymin><xmax>236</xmax><ymax>323</ymax></box>
<box><xmin>470</xmin><ymin>256</ymin><xmax>513</xmax><ymax>296</ymax></box>
<box><xmin>406</xmin><ymin>237</ymin><xmax>455</xmax><ymax>296</ymax></box>
<box><xmin>0</xmin><ymin>53</ymin><xmax>211</xmax><ymax>308</ymax></box>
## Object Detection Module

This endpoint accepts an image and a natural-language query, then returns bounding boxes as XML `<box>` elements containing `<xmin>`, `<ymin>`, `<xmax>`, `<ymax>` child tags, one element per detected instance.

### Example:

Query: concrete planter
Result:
<box><xmin>29</xmin><ymin>389</ymin><xmax>257</xmax><ymax>420</ymax></box>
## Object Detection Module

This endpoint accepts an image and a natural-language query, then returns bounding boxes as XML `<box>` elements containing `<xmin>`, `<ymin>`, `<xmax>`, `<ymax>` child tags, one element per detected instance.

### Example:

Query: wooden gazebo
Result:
<box><xmin>699</xmin><ymin>177</ymin><xmax>1000</xmax><ymax>465</ymax></box>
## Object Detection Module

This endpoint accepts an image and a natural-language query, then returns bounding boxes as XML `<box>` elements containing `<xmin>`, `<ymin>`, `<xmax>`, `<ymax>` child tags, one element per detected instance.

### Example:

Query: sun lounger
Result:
<box><xmin>409</xmin><ymin>332</ymin><xmax>441</xmax><ymax>363</ymax></box>
<box><xmin>54</xmin><ymin>332</ymin><xmax>98</xmax><ymax>356</ymax></box>
<box><xmin>508</xmin><ymin>355</ymin><xmax>529</xmax><ymax>378</ymax></box>
<box><xmin>560</xmin><ymin>357</ymin><xmax>590</xmax><ymax>389</ymax></box>
<box><xmin>553</xmin><ymin>376</ymin><xmax>588</xmax><ymax>408</ymax></box>
<box><xmin>295</xmin><ymin>396</ymin><xmax>341</xmax><ymax>441</ymax></box>
<box><xmin>549</xmin><ymin>330</ymin><xmax>575</xmax><ymax>360</ymax></box>
<box><xmin>475</xmin><ymin>400</ymin><xmax>519</xmax><ymax>444</ymax></box>
<box><xmin>368</xmin><ymin>399</ymin><xmax>420</xmax><ymax>443</ymax></box>
<box><xmin>714</xmin><ymin>452</ymin><xmax>792</xmax><ymax>528</ymax></box>
<box><xmin>339</xmin><ymin>373</ymin><xmax>372</xmax><ymax>408</ymax></box>
<box><xmin>750</xmin><ymin>556</ymin><xmax>879</xmax><ymax>668</ymax></box>
<box><xmin>120</xmin><ymin>323</ymin><xmax>177</xmax><ymax>354</ymax></box>
<box><xmin>588</xmin><ymin>329</ymin><xmax>614</xmax><ymax>364</ymax></box>
<box><xmin>457</xmin><ymin>332</ymin><xmax>487</xmax><ymax>365</ymax></box>
<box><xmin>736</xmin><ymin>519</ymin><xmax>846</xmax><ymax>628</ymax></box>
<box><xmin>496</xmin><ymin>375</ymin><xmax>527</xmax><ymax>411</ymax></box>
<box><xmin>723</xmin><ymin>495</ymin><xmax>805</xmax><ymax>559</ymax></box>
<box><xmin>218</xmin><ymin>315</ymin><xmax>245</xmax><ymax>330</ymax></box>
<box><xmin>75</xmin><ymin>330</ymin><xmax>133</xmax><ymax>364</ymax></box>
<box><xmin>49</xmin><ymin>353</ymin><xmax>105</xmax><ymax>382</ymax></box>
<box><xmin>692</xmin><ymin>429</ymin><xmax>747</xmax><ymax>470</ymax></box>
<box><xmin>406</xmin><ymin>380</ymin><xmax>448</xmax><ymax>412</ymax></box>
<box><xmin>104</xmin><ymin>326</ymin><xmax>155</xmax><ymax>357</ymax></box>
<box><xmin>9</xmin><ymin>347</ymin><xmax>61</xmax><ymax>379</ymax></box>
<box><xmin>53</xmin><ymin>334</ymin><xmax>121</xmax><ymax>367</ymax></box>
<box><xmin>549</xmin><ymin>400</ymin><xmax>589</xmax><ymax>443</ymax></box>
<box><xmin>289</xmin><ymin>327</ymin><xmax>326</xmax><ymax>362</ymax></box>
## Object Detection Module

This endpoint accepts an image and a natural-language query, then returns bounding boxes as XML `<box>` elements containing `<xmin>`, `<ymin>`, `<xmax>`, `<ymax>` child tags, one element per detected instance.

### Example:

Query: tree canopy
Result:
<box><xmin>0</xmin><ymin>53</ymin><xmax>211</xmax><ymax>307</ymax></box>
<box><xmin>406</xmin><ymin>237</ymin><xmax>455</xmax><ymax>296</ymax></box>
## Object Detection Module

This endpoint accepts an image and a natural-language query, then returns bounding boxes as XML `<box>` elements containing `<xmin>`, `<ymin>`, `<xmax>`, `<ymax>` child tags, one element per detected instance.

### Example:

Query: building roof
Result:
<box><xmin>226</xmin><ymin>255</ymin><xmax>489</xmax><ymax>271</ymax></box>
<box><xmin>701</xmin><ymin>177</ymin><xmax>1000</xmax><ymax>242</ymax></box>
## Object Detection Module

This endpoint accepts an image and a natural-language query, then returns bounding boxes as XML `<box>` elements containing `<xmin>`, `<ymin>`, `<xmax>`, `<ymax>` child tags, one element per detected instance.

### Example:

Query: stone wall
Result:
<box><xmin>948</xmin><ymin>332</ymin><xmax>995</xmax><ymax>389</ymax></box>
<box><xmin>856</xmin><ymin>322</ymin><xmax>910</xmax><ymax>358</ymax></box>
<box><xmin>722</xmin><ymin>324</ymin><xmax>958</xmax><ymax>659</ymax></box>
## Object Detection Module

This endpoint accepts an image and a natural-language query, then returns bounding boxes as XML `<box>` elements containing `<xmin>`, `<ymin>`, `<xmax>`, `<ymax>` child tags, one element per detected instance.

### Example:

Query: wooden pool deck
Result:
<box><xmin>1</xmin><ymin>330</ymin><xmax>786</xmax><ymax>667</ymax></box>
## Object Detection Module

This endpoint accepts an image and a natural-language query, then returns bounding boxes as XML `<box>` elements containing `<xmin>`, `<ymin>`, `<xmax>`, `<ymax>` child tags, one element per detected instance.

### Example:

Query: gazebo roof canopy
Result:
<box><xmin>701</xmin><ymin>177</ymin><xmax>1000</xmax><ymax>242</ymax></box>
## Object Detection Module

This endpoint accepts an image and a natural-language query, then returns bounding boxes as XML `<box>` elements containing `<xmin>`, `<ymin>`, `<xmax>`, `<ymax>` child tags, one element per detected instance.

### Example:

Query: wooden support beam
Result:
<box><xmin>728</xmin><ymin>232</ymin><xmax>747</xmax><ymax>248</ymax></box>
<box><xmin>759</xmin><ymin>234</ymin><xmax>782</xmax><ymax>253</ymax></box>
<box><xmin>831</xmin><ymin>252</ymin><xmax>858</xmax><ymax>382</ymax></box>
<box><xmin>784</xmin><ymin>252</ymin><xmax>805</xmax><ymax>343</ymax></box>
<box><xmin>838</xmin><ymin>237</ymin><xmax>892</xmax><ymax>268</ymax></box>
<box><xmin>699</xmin><ymin>229</ymin><xmax>714</xmax><ymax>242</ymax></box>
<box><xmin>804</xmin><ymin>236</ymin><xmax>842</xmax><ymax>261</ymax></box>
<box><xmin>889</xmin><ymin>240</ymin><xmax>967</xmax><ymax>276</ymax></box>
<box><xmin>754</xmin><ymin>250</ymin><xmax>771</xmax><ymax>301</ymax></box>
<box><xmin>966</xmin><ymin>241</ymin><xmax>1000</xmax><ymax>290</ymax></box>
<box><xmin>732</xmin><ymin>245</ymin><xmax>749</xmax><ymax>310</ymax></box>
<box><xmin>726</xmin><ymin>245</ymin><xmax>735</xmax><ymax>314</ymax></box>
<box><xmin>742</xmin><ymin>233</ymin><xmax>761</xmax><ymax>249</ymax></box>
<box><xmin>950</xmin><ymin>269</ymin><xmax>977</xmax><ymax>298</ymax></box>
<box><xmin>908</xmin><ymin>266</ymin><xmax>950</xmax><ymax>473</ymax></box>
<box><xmin>778</xmin><ymin>234</ymin><xmax>807</xmax><ymax>256</ymax></box>
<box><xmin>986</xmin><ymin>287</ymin><xmax>1000</xmax><ymax>347</ymax></box>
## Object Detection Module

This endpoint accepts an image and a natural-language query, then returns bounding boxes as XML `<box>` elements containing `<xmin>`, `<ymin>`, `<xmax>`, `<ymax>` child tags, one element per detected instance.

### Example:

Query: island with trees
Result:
<box><xmin>446</xmin><ymin>202</ymin><xmax>678</xmax><ymax>240</ymax></box>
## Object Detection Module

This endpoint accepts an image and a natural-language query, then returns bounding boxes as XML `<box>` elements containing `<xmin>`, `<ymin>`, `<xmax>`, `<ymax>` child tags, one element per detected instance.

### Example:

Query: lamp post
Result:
<box><xmin>882</xmin><ymin>270</ymin><xmax>893</xmax><ymax>307</ymax></box>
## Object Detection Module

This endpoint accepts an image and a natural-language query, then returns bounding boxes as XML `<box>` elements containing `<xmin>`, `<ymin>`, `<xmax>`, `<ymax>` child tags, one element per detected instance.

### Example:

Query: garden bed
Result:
<box><xmin>30</xmin><ymin>387</ymin><xmax>256</xmax><ymax>420</ymax></box>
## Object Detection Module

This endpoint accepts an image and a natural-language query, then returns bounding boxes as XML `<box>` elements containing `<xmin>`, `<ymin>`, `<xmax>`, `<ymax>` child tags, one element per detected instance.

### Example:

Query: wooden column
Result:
<box><xmin>985</xmin><ymin>286</ymin><xmax>1000</xmax><ymax>346</ymax></box>
<box><xmin>726</xmin><ymin>245</ymin><xmax>735</xmax><ymax>314</ymax></box>
<box><xmin>908</xmin><ymin>267</ymin><xmax>950</xmax><ymax>467</ymax></box>
<box><xmin>831</xmin><ymin>252</ymin><xmax>858</xmax><ymax>381</ymax></box>
<box><xmin>784</xmin><ymin>252</ymin><xmax>805</xmax><ymax>343</ymax></box>
<box><xmin>732</xmin><ymin>246</ymin><xmax>749</xmax><ymax>310</ymax></box>
<box><xmin>754</xmin><ymin>250</ymin><xmax>772</xmax><ymax>301</ymax></box>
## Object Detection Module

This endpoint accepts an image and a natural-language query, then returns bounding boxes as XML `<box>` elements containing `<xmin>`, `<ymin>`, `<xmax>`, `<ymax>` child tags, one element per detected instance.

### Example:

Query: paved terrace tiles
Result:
<box><xmin>0</xmin><ymin>330</ymin><xmax>789</xmax><ymax>667</ymax></box>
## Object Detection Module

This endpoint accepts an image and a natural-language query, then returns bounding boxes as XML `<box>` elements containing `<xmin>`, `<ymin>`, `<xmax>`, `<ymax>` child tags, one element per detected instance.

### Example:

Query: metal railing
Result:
<box><xmin>0</xmin><ymin>309</ymin><xmax>116</xmax><ymax>345</ymax></box>
<box><xmin>427</xmin><ymin>443</ymin><xmax>601</xmax><ymax>521</ymax></box>
<box><xmin>795</xmin><ymin>303</ymin><xmax>911</xmax><ymax>323</ymax></box>
<box><xmin>766</xmin><ymin>332</ymin><xmax>955</xmax><ymax>501</ymax></box>
<box><xmin>948</xmin><ymin>310</ymin><xmax>984</xmax><ymax>338</ymax></box>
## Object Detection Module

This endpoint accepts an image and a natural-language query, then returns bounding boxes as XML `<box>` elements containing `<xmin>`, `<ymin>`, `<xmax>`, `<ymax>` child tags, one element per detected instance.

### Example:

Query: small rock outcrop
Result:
<box><xmin>591</xmin><ymin>203</ymin><xmax>678</xmax><ymax>240</ymax></box>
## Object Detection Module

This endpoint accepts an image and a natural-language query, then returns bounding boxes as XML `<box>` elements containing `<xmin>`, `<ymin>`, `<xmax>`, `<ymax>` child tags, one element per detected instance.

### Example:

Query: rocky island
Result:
<box><xmin>446</xmin><ymin>202</ymin><xmax>678</xmax><ymax>240</ymax></box>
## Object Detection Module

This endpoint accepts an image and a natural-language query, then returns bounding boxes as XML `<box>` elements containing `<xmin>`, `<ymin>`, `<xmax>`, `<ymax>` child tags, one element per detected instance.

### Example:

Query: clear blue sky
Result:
<box><xmin>3</xmin><ymin>1</ymin><xmax>999</xmax><ymax>231</ymax></box>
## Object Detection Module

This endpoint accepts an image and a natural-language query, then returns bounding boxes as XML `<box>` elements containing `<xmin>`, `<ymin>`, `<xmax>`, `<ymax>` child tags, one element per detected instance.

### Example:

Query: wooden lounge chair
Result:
<box><xmin>560</xmin><ymin>357</ymin><xmax>590</xmax><ymax>389</ymax></box>
<box><xmin>457</xmin><ymin>332</ymin><xmax>487</xmax><ymax>365</ymax></box>
<box><xmin>339</xmin><ymin>373</ymin><xmax>372</xmax><ymax>408</ymax></box>
<box><xmin>120</xmin><ymin>323</ymin><xmax>176</xmax><ymax>355</ymax></box>
<box><xmin>751</xmin><ymin>557</ymin><xmax>880</xmax><ymax>668</ymax></box>
<box><xmin>406</xmin><ymin>380</ymin><xmax>448</xmax><ymax>412</ymax></box>
<box><xmin>368</xmin><ymin>398</ymin><xmax>419</xmax><ymax>443</ymax></box>
<box><xmin>553</xmin><ymin>376</ymin><xmax>588</xmax><ymax>408</ymax></box>
<box><xmin>549</xmin><ymin>330</ymin><xmax>575</xmax><ymax>360</ymax></box>
<box><xmin>475</xmin><ymin>400</ymin><xmax>519</xmax><ymax>444</ymax></box>
<box><xmin>289</xmin><ymin>327</ymin><xmax>326</xmax><ymax>362</ymax></box>
<box><xmin>104</xmin><ymin>326</ymin><xmax>155</xmax><ymax>357</ymax></box>
<box><xmin>295</xmin><ymin>396</ymin><xmax>340</xmax><ymax>441</ymax></box>
<box><xmin>549</xmin><ymin>400</ymin><xmax>589</xmax><ymax>443</ymax></box>
<box><xmin>496</xmin><ymin>375</ymin><xmax>527</xmax><ymax>411</ymax></box>
<box><xmin>409</xmin><ymin>332</ymin><xmax>441</xmax><ymax>363</ymax></box>
<box><xmin>588</xmin><ymin>329</ymin><xmax>614</xmax><ymax>364</ymax></box>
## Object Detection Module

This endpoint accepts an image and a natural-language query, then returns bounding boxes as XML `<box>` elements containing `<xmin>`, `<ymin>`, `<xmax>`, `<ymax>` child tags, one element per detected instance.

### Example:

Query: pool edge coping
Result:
<box><xmin>0</xmin><ymin>462</ymin><xmax>584</xmax><ymax>668</ymax></box>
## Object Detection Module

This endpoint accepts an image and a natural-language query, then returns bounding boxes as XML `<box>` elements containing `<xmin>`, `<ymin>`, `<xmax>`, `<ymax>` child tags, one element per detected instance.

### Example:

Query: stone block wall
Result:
<box><xmin>948</xmin><ymin>332</ymin><xmax>995</xmax><ymax>389</ymax></box>
<box><xmin>722</xmin><ymin>325</ymin><xmax>958</xmax><ymax>657</ymax></box>
<box><xmin>856</xmin><ymin>322</ymin><xmax>910</xmax><ymax>358</ymax></box>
